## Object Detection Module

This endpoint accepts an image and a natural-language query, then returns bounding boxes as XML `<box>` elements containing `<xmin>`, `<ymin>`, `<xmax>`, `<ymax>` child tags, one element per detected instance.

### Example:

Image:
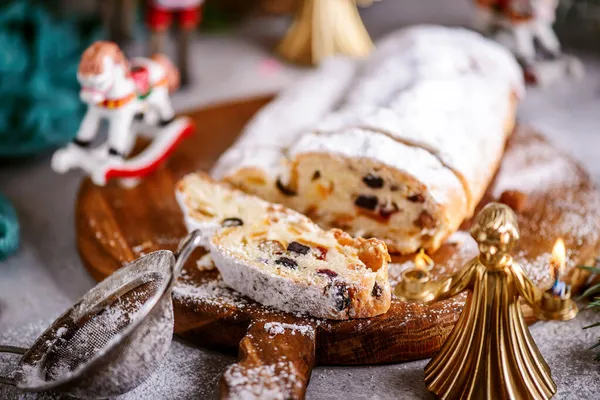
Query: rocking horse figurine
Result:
<box><xmin>51</xmin><ymin>41</ymin><xmax>194</xmax><ymax>186</ymax></box>
<box><xmin>473</xmin><ymin>0</ymin><xmax>584</xmax><ymax>85</ymax></box>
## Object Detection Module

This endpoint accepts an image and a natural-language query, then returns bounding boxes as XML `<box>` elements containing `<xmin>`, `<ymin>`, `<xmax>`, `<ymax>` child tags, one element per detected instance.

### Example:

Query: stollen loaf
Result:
<box><xmin>211</xmin><ymin>25</ymin><xmax>525</xmax><ymax>254</ymax></box>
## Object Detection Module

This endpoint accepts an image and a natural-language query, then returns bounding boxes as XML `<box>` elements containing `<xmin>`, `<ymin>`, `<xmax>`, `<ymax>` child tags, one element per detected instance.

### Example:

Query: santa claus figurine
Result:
<box><xmin>147</xmin><ymin>0</ymin><xmax>205</xmax><ymax>85</ymax></box>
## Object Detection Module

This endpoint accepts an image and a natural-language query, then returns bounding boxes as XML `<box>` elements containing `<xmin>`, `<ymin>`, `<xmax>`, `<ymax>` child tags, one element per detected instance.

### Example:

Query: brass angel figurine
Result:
<box><xmin>397</xmin><ymin>203</ymin><xmax>577</xmax><ymax>400</ymax></box>
<box><xmin>276</xmin><ymin>0</ymin><xmax>374</xmax><ymax>65</ymax></box>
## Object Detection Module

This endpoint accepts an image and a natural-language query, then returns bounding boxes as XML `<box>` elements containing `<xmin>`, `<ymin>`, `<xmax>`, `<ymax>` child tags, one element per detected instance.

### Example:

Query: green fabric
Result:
<box><xmin>0</xmin><ymin>193</ymin><xmax>19</xmax><ymax>260</ymax></box>
<box><xmin>0</xmin><ymin>0</ymin><xmax>100</xmax><ymax>158</ymax></box>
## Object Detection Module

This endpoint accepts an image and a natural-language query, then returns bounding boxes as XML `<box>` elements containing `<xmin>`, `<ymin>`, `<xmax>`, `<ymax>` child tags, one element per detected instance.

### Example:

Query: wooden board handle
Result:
<box><xmin>220</xmin><ymin>318</ymin><xmax>316</xmax><ymax>399</ymax></box>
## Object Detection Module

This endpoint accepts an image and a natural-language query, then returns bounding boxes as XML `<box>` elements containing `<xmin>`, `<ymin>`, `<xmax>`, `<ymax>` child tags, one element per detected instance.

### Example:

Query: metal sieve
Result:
<box><xmin>0</xmin><ymin>230</ymin><xmax>202</xmax><ymax>399</ymax></box>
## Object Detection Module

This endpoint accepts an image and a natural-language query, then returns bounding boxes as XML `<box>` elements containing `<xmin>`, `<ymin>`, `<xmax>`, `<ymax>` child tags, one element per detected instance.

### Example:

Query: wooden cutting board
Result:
<box><xmin>75</xmin><ymin>96</ymin><xmax>600</xmax><ymax>399</ymax></box>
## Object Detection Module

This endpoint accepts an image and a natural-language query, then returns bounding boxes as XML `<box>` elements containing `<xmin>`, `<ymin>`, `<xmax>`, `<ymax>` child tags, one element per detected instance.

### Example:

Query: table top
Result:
<box><xmin>2</xmin><ymin>4</ymin><xmax>600</xmax><ymax>399</ymax></box>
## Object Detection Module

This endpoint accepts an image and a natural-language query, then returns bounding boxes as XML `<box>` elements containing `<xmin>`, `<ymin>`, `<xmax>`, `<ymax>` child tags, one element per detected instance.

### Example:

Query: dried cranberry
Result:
<box><xmin>314</xmin><ymin>247</ymin><xmax>328</xmax><ymax>261</ymax></box>
<box><xmin>354</xmin><ymin>195</ymin><xmax>378</xmax><ymax>211</ymax></box>
<box><xmin>276</xmin><ymin>177</ymin><xmax>297</xmax><ymax>196</ymax></box>
<box><xmin>408</xmin><ymin>194</ymin><xmax>425</xmax><ymax>203</ymax></box>
<box><xmin>221</xmin><ymin>217</ymin><xmax>243</xmax><ymax>227</ymax></box>
<box><xmin>275</xmin><ymin>257</ymin><xmax>298</xmax><ymax>269</ymax></box>
<box><xmin>287</xmin><ymin>241</ymin><xmax>310</xmax><ymax>255</ymax></box>
<box><xmin>371</xmin><ymin>282</ymin><xmax>383</xmax><ymax>298</ymax></box>
<box><xmin>362</xmin><ymin>174</ymin><xmax>384</xmax><ymax>189</ymax></box>
<box><xmin>317</xmin><ymin>268</ymin><xmax>338</xmax><ymax>278</ymax></box>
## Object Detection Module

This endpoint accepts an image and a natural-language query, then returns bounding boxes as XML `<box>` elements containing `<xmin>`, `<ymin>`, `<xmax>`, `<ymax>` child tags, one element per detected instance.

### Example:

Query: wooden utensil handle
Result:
<box><xmin>220</xmin><ymin>318</ymin><xmax>316</xmax><ymax>399</ymax></box>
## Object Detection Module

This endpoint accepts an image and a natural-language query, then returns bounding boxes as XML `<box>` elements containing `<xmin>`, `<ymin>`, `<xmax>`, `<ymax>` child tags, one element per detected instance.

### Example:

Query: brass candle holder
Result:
<box><xmin>395</xmin><ymin>203</ymin><xmax>578</xmax><ymax>400</ymax></box>
<box><xmin>540</xmin><ymin>238</ymin><xmax>578</xmax><ymax>321</ymax></box>
<box><xmin>394</xmin><ymin>250</ymin><xmax>438</xmax><ymax>303</ymax></box>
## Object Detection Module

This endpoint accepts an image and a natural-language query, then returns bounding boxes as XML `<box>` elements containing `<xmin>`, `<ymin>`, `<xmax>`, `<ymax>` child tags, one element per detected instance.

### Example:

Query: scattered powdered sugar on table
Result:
<box><xmin>224</xmin><ymin>361</ymin><xmax>303</xmax><ymax>400</ymax></box>
<box><xmin>0</xmin><ymin>319</ymin><xmax>234</xmax><ymax>400</ymax></box>
<box><xmin>263</xmin><ymin>322</ymin><xmax>314</xmax><ymax>337</ymax></box>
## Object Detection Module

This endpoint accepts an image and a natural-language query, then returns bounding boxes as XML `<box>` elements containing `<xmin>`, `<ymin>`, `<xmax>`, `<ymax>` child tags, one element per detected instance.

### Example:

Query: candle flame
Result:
<box><xmin>415</xmin><ymin>249</ymin><xmax>434</xmax><ymax>270</ymax></box>
<box><xmin>551</xmin><ymin>238</ymin><xmax>566</xmax><ymax>276</ymax></box>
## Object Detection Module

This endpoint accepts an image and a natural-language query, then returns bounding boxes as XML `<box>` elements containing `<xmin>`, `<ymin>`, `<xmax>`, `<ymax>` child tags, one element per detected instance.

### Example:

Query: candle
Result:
<box><xmin>415</xmin><ymin>248</ymin><xmax>434</xmax><ymax>271</ymax></box>
<box><xmin>550</xmin><ymin>238</ymin><xmax>567</xmax><ymax>298</ymax></box>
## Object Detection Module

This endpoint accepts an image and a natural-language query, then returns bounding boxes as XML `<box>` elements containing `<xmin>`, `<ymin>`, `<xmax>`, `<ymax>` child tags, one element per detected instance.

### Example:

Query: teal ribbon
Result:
<box><xmin>0</xmin><ymin>193</ymin><xmax>19</xmax><ymax>260</ymax></box>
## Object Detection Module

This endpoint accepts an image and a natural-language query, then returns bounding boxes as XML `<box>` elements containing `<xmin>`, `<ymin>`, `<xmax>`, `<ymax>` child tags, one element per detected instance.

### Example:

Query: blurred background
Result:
<box><xmin>1</xmin><ymin>0</ymin><xmax>599</xmax><ymax>158</ymax></box>
<box><xmin>2</xmin><ymin>1</ymin><xmax>600</xmax><ymax>398</ymax></box>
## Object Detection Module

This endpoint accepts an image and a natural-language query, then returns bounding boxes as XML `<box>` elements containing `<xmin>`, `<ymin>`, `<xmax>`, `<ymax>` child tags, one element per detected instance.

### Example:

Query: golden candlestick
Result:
<box><xmin>396</xmin><ymin>203</ymin><xmax>578</xmax><ymax>400</ymax></box>
<box><xmin>540</xmin><ymin>238</ymin><xmax>578</xmax><ymax>321</ymax></box>
<box><xmin>395</xmin><ymin>249</ymin><xmax>438</xmax><ymax>303</ymax></box>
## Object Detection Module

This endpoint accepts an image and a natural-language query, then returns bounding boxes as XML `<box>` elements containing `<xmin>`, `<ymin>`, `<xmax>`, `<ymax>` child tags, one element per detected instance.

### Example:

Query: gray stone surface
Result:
<box><xmin>2</xmin><ymin>2</ymin><xmax>600</xmax><ymax>398</ymax></box>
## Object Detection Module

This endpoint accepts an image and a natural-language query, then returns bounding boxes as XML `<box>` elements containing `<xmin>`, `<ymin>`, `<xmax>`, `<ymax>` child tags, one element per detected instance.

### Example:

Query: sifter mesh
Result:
<box><xmin>42</xmin><ymin>277</ymin><xmax>162</xmax><ymax>382</ymax></box>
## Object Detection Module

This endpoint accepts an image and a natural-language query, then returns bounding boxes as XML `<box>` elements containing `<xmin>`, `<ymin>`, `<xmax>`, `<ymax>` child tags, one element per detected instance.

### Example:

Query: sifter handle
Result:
<box><xmin>0</xmin><ymin>345</ymin><xmax>27</xmax><ymax>386</ymax></box>
<box><xmin>172</xmin><ymin>230</ymin><xmax>204</xmax><ymax>279</ymax></box>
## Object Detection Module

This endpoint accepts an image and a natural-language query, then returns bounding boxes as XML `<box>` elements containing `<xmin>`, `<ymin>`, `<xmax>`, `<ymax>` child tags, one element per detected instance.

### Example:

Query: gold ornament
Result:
<box><xmin>396</xmin><ymin>203</ymin><xmax>577</xmax><ymax>400</ymax></box>
<box><xmin>276</xmin><ymin>0</ymin><xmax>374</xmax><ymax>65</ymax></box>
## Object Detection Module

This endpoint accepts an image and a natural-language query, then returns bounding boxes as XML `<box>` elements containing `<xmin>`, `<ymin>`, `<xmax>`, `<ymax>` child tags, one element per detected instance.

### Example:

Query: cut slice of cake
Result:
<box><xmin>176</xmin><ymin>172</ymin><xmax>391</xmax><ymax>319</ymax></box>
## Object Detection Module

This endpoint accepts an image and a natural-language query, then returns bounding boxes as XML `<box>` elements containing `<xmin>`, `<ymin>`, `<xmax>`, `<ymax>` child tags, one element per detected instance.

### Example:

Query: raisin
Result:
<box><xmin>317</xmin><ymin>268</ymin><xmax>338</xmax><ymax>278</ymax></box>
<box><xmin>258</xmin><ymin>240</ymin><xmax>285</xmax><ymax>255</ymax></box>
<box><xmin>275</xmin><ymin>257</ymin><xmax>298</xmax><ymax>269</ymax></box>
<box><xmin>371</xmin><ymin>282</ymin><xmax>383</xmax><ymax>298</ymax></box>
<box><xmin>379</xmin><ymin>202</ymin><xmax>399</xmax><ymax>219</ymax></box>
<box><xmin>408</xmin><ymin>194</ymin><xmax>425</xmax><ymax>203</ymax></box>
<box><xmin>221</xmin><ymin>217</ymin><xmax>243</xmax><ymax>227</ymax></box>
<box><xmin>276</xmin><ymin>177</ymin><xmax>297</xmax><ymax>196</ymax></box>
<box><xmin>329</xmin><ymin>282</ymin><xmax>351</xmax><ymax>311</ymax></box>
<box><xmin>312</xmin><ymin>170</ymin><xmax>321</xmax><ymax>181</ymax></box>
<box><xmin>390</xmin><ymin>185</ymin><xmax>400</xmax><ymax>192</ymax></box>
<box><xmin>415</xmin><ymin>210</ymin><xmax>436</xmax><ymax>229</ymax></box>
<box><xmin>362</xmin><ymin>174</ymin><xmax>384</xmax><ymax>189</ymax></box>
<box><xmin>288</xmin><ymin>241</ymin><xmax>310</xmax><ymax>255</ymax></box>
<box><xmin>354</xmin><ymin>195</ymin><xmax>378</xmax><ymax>211</ymax></box>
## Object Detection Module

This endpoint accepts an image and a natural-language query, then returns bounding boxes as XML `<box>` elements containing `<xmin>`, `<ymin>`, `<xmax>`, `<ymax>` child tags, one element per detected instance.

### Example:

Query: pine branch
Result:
<box><xmin>578</xmin><ymin>261</ymin><xmax>600</xmax><ymax>361</ymax></box>
<box><xmin>578</xmin><ymin>282</ymin><xmax>600</xmax><ymax>300</ymax></box>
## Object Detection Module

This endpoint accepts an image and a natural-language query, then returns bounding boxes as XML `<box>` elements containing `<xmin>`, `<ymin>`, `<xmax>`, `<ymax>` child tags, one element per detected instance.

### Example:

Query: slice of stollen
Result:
<box><xmin>176</xmin><ymin>172</ymin><xmax>391</xmax><ymax>319</ymax></box>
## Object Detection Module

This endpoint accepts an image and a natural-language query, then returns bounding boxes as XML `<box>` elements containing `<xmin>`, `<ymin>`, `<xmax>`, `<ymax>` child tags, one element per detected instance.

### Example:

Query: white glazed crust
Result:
<box><xmin>210</xmin><ymin>25</ymin><xmax>523</xmax><ymax>253</ymax></box>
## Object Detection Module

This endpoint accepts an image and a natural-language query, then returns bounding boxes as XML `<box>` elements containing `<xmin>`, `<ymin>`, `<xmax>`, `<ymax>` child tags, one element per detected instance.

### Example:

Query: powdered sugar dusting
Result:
<box><xmin>196</xmin><ymin>253</ymin><xmax>215</xmax><ymax>271</ymax></box>
<box><xmin>493</xmin><ymin>136</ymin><xmax>580</xmax><ymax>196</ymax></box>
<box><xmin>223</xmin><ymin>361</ymin><xmax>303</xmax><ymax>400</ymax></box>
<box><xmin>494</xmin><ymin>134</ymin><xmax>600</xmax><ymax>247</ymax></box>
<box><xmin>173</xmin><ymin>275</ymin><xmax>249</xmax><ymax>310</ymax></box>
<box><xmin>263</xmin><ymin>322</ymin><xmax>314</xmax><ymax>337</ymax></box>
